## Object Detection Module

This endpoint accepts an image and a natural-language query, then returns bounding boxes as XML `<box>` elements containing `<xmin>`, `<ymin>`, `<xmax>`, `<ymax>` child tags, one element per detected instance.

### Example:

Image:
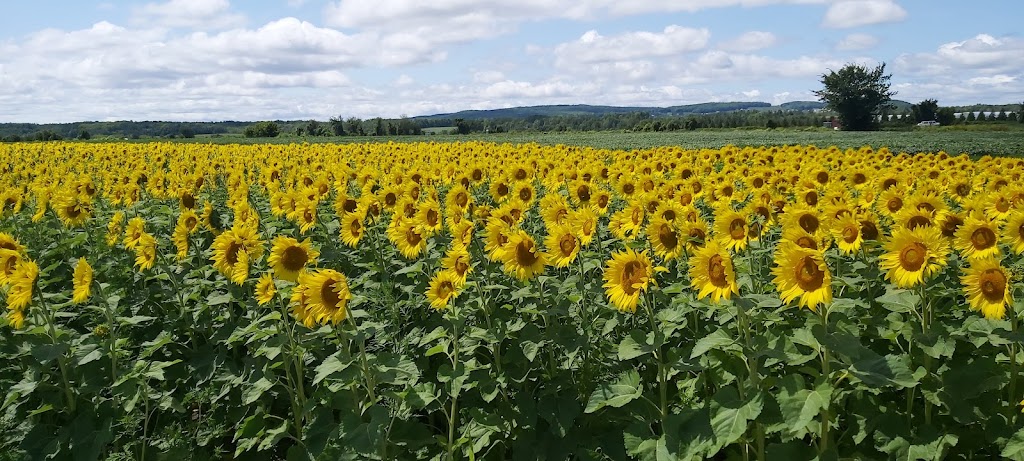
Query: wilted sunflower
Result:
<box><xmin>302</xmin><ymin>269</ymin><xmax>352</xmax><ymax>325</ymax></box>
<box><xmin>544</xmin><ymin>224</ymin><xmax>579</xmax><ymax>268</ymax></box>
<box><xmin>442</xmin><ymin>245</ymin><xmax>472</xmax><ymax>286</ymax></box>
<box><xmin>954</xmin><ymin>216</ymin><xmax>1001</xmax><ymax>261</ymax></box>
<box><xmin>880</xmin><ymin>225</ymin><xmax>949</xmax><ymax>288</ymax></box>
<box><xmin>426</xmin><ymin>270</ymin><xmax>462</xmax><ymax>310</ymax></box>
<box><xmin>689</xmin><ymin>240</ymin><xmax>738</xmax><ymax>303</ymax></box>
<box><xmin>1002</xmin><ymin>209</ymin><xmax>1024</xmax><ymax>255</ymax></box>
<box><xmin>268</xmin><ymin>236</ymin><xmax>319</xmax><ymax>282</ymax></box>
<box><xmin>960</xmin><ymin>258</ymin><xmax>1013</xmax><ymax>320</ymax></box>
<box><xmin>501</xmin><ymin>229</ymin><xmax>545</xmax><ymax>280</ymax></box>
<box><xmin>602</xmin><ymin>248</ymin><xmax>657</xmax><ymax>313</ymax></box>
<box><xmin>72</xmin><ymin>257</ymin><xmax>93</xmax><ymax>304</ymax></box>
<box><xmin>772</xmin><ymin>244</ymin><xmax>832</xmax><ymax>311</ymax></box>
<box><xmin>255</xmin><ymin>274</ymin><xmax>277</xmax><ymax>306</ymax></box>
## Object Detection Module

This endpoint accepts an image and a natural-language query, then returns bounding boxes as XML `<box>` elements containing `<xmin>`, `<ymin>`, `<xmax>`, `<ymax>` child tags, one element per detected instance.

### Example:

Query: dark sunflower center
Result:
<box><xmin>883</xmin><ymin>178</ymin><xmax>897</xmax><ymax>190</ymax></box>
<box><xmin>796</xmin><ymin>236</ymin><xmax>818</xmax><ymax>250</ymax></box>
<box><xmin>842</xmin><ymin>225</ymin><xmax>859</xmax><ymax>244</ymax></box>
<box><xmin>427</xmin><ymin>209</ymin><xmax>439</xmax><ymax>226</ymax></box>
<box><xmin>979</xmin><ymin>269</ymin><xmax>1006</xmax><ymax>302</ymax></box>
<box><xmin>349</xmin><ymin>218</ymin><xmax>362</xmax><ymax>236</ymax></box>
<box><xmin>438</xmin><ymin>280</ymin><xmax>454</xmax><ymax>299</ymax></box>
<box><xmin>558</xmin><ymin>233</ymin><xmax>577</xmax><ymax>256</ymax></box>
<box><xmin>899</xmin><ymin>242</ymin><xmax>926</xmax><ymax>271</ymax></box>
<box><xmin>708</xmin><ymin>254</ymin><xmax>727</xmax><ymax>287</ymax></box>
<box><xmin>794</xmin><ymin>256</ymin><xmax>825</xmax><ymax>291</ymax></box>
<box><xmin>519</xmin><ymin>187</ymin><xmax>532</xmax><ymax>202</ymax></box>
<box><xmin>515</xmin><ymin>240</ymin><xmax>539</xmax><ymax>266</ymax></box>
<box><xmin>917</xmin><ymin>202</ymin><xmax>935</xmax><ymax>212</ymax></box>
<box><xmin>514</xmin><ymin>168</ymin><xmax>527</xmax><ymax>180</ymax></box>
<box><xmin>971</xmin><ymin>227</ymin><xmax>996</xmax><ymax>250</ymax></box>
<box><xmin>620</xmin><ymin>260</ymin><xmax>646</xmax><ymax>295</ymax></box>
<box><xmin>907</xmin><ymin>215</ymin><xmax>931</xmax><ymax>230</ymax></box>
<box><xmin>941</xmin><ymin>216</ymin><xmax>963</xmax><ymax>238</ymax></box>
<box><xmin>406</xmin><ymin>228</ymin><xmax>422</xmax><ymax>246</ymax></box>
<box><xmin>343</xmin><ymin>199</ymin><xmax>358</xmax><ymax>213</ymax></box>
<box><xmin>455</xmin><ymin>192</ymin><xmax>468</xmax><ymax>208</ymax></box>
<box><xmin>798</xmin><ymin>214</ymin><xmax>819</xmax><ymax>233</ymax></box>
<box><xmin>658</xmin><ymin>224</ymin><xmax>678</xmax><ymax>250</ymax></box>
<box><xmin>955</xmin><ymin>184</ymin><xmax>970</xmax><ymax>197</ymax></box>
<box><xmin>853</xmin><ymin>173</ymin><xmax>866</xmax><ymax>185</ymax></box>
<box><xmin>729</xmin><ymin>218</ymin><xmax>746</xmax><ymax>240</ymax></box>
<box><xmin>887</xmin><ymin>197</ymin><xmax>903</xmax><ymax>213</ymax></box>
<box><xmin>455</xmin><ymin>258</ymin><xmax>469</xmax><ymax>276</ymax></box>
<box><xmin>4</xmin><ymin>256</ymin><xmax>18</xmax><ymax>275</ymax></box>
<box><xmin>185</xmin><ymin>216</ymin><xmax>198</xmax><ymax>231</ymax></box>
<box><xmin>65</xmin><ymin>205</ymin><xmax>82</xmax><ymax>218</ymax></box>
<box><xmin>225</xmin><ymin>242</ymin><xmax>242</xmax><ymax>265</ymax></box>
<box><xmin>689</xmin><ymin>228</ymin><xmax>706</xmax><ymax>245</ymax></box>
<box><xmin>631</xmin><ymin>208</ymin><xmax>643</xmax><ymax>225</ymax></box>
<box><xmin>320</xmin><ymin>280</ymin><xmax>341</xmax><ymax>308</ymax></box>
<box><xmin>861</xmin><ymin>221</ymin><xmax>879</xmax><ymax>240</ymax></box>
<box><xmin>662</xmin><ymin>209</ymin><xmax>676</xmax><ymax>221</ymax></box>
<box><xmin>496</xmin><ymin>183</ymin><xmax>509</xmax><ymax>197</ymax></box>
<box><xmin>577</xmin><ymin>185</ymin><xmax>591</xmax><ymax>202</ymax></box>
<box><xmin>0</xmin><ymin>243</ymin><xmax>16</xmax><ymax>251</ymax></box>
<box><xmin>555</xmin><ymin>208</ymin><xmax>568</xmax><ymax>223</ymax></box>
<box><xmin>678</xmin><ymin>193</ymin><xmax>693</xmax><ymax>206</ymax></box>
<box><xmin>623</xmin><ymin>183</ymin><xmax>635</xmax><ymax>195</ymax></box>
<box><xmin>721</xmin><ymin>185</ymin><xmax>734</xmax><ymax>197</ymax></box>
<box><xmin>181</xmin><ymin>193</ymin><xmax>196</xmax><ymax>209</ymax></box>
<box><xmin>385</xmin><ymin>192</ymin><xmax>397</xmax><ymax>207</ymax></box>
<box><xmin>996</xmin><ymin>197</ymin><xmax>1010</xmax><ymax>213</ymax></box>
<box><xmin>804</xmin><ymin>191</ymin><xmax>818</xmax><ymax>206</ymax></box>
<box><xmin>281</xmin><ymin>246</ymin><xmax>308</xmax><ymax>271</ymax></box>
<box><xmin>472</xmin><ymin>169</ymin><xmax>483</xmax><ymax>181</ymax></box>
<box><xmin>816</xmin><ymin>171</ymin><xmax>829</xmax><ymax>184</ymax></box>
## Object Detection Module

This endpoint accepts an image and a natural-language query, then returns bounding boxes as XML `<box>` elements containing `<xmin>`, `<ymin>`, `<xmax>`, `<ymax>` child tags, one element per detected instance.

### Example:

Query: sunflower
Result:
<box><xmin>570</xmin><ymin>206</ymin><xmax>598</xmax><ymax>247</ymax></box>
<box><xmin>291</xmin><ymin>200</ymin><xmax>318</xmax><ymax>234</ymax></box>
<box><xmin>0</xmin><ymin>233</ymin><xmax>25</xmax><ymax>254</ymax></box>
<box><xmin>1003</xmin><ymin>209</ymin><xmax>1024</xmax><ymax>255</ymax></box>
<box><xmin>939</xmin><ymin>212</ymin><xmax>965</xmax><ymax>239</ymax></box>
<box><xmin>879</xmin><ymin>188</ymin><xmax>906</xmax><ymax>217</ymax></box>
<box><xmin>290</xmin><ymin>273</ymin><xmax>316</xmax><ymax>328</ymax></box>
<box><xmin>442</xmin><ymin>245</ymin><xmax>472</xmax><ymax>286</ymax></box>
<box><xmin>484</xmin><ymin>219</ymin><xmax>513</xmax><ymax>261</ymax></box>
<box><xmin>134</xmin><ymin>233</ymin><xmax>157</xmax><ymax>272</ymax></box>
<box><xmin>569</xmin><ymin>180</ymin><xmax>593</xmax><ymax>206</ymax></box>
<box><xmin>679</xmin><ymin>218</ymin><xmax>709</xmax><ymax>255</ymax></box>
<box><xmin>340</xmin><ymin>210</ymin><xmax>366</xmax><ymax>248</ymax></box>
<box><xmin>388</xmin><ymin>217</ymin><xmax>427</xmax><ymax>259</ymax></box>
<box><xmin>830</xmin><ymin>214</ymin><xmax>863</xmax><ymax>255</ymax></box>
<box><xmin>415</xmin><ymin>197</ymin><xmax>443</xmax><ymax>236</ymax></box>
<box><xmin>72</xmin><ymin>257</ymin><xmax>93</xmax><ymax>304</ymax></box>
<box><xmin>426</xmin><ymin>270</ymin><xmax>462</xmax><ymax>310</ymax></box>
<box><xmin>255</xmin><ymin>274</ymin><xmax>277</xmax><ymax>306</ymax></box>
<box><xmin>689</xmin><ymin>240</ymin><xmax>738</xmax><ymax>303</ymax></box>
<box><xmin>602</xmin><ymin>248</ymin><xmax>656</xmax><ymax>313</ymax></box>
<box><xmin>954</xmin><ymin>216</ymin><xmax>1001</xmax><ymax>261</ymax></box>
<box><xmin>449</xmin><ymin>220</ymin><xmax>474</xmax><ymax>248</ymax></box>
<box><xmin>879</xmin><ymin>225</ymin><xmax>949</xmax><ymax>288</ymax></box>
<box><xmin>540</xmin><ymin>194</ymin><xmax>571</xmax><ymax>227</ymax></box>
<box><xmin>54</xmin><ymin>190</ymin><xmax>92</xmax><ymax>228</ymax></box>
<box><xmin>211</xmin><ymin>225</ymin><xmax>264</xmax><ymax>284</ymax></box>
<box><xmin>123</xmin><ymin>217</ymin><xmax>146</xmax><ymax>250</ymax></box>
<box><xmin>6</xmin><ymin>259</ymin><xmax>38</xmax><ymax>312</ymax></box>
<box><xmin>501</xmin><ymin>230</ymin><xmax>545</xmax><ymax>281</ymax></box>
<box><xmin>960</xmin><ymin>258</ymin><xmax>1013</xmax><ymax>320</ymax></box>
<box><xmin>648</xmin><ymin>216</ymin><xmax>684</xmax><ymax>261</ymax></box>
<box><xmin>544</xmin><ymin>224</ymin><xmax>579</xmax><ymax>268</ymax></box>
<box><xmin>301</xmin><ymin>269</ymin><xmax>352</xmax><ymax>325</ymax></box>
<box><xmin>593</xmin><ymin>189</ymin><xmax>613</xmax><ymax>216</ymax></box>
<box><xmin>515</xmin><ymin>182</ymin><xmax>537</xmax><ymax>206</ymax></box>
<box><xmin>715</xmin><ymin>208</ymin><xmax>750</xmax><ymax>252</ymax></box>
<box><xmin>445</xmin><ymin>184</ymin><xmax>472</xmax><ymax>212</ymax></box>
<box><xmin>0</xmin><ymin>249</ymin><xmax>22</xmax><ymax>286</ymax></box>
<box><xmin>268</xmin><ymin>236</ymin><xmax>319</xmax><ymax>282</ymax></box>
<box><xmin>894</xmin><ymin>207</ymin><xmax>935</xmax><ymax>231</ymax></box>
<box><xmin>772</xmin><ymin>244</ymin><xmax>832</xmax><ymax>311</ymax></box>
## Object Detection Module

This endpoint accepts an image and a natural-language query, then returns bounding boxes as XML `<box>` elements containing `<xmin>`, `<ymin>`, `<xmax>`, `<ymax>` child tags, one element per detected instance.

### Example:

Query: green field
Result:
<box><xmin>178</xmin><ymin>128</ymin><xmax>1024</xmax><ymax>156</ymax></box>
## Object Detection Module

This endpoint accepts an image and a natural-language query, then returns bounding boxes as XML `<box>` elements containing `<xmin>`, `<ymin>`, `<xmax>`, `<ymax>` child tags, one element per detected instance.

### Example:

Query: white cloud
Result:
<box><xmin>133</xmin><ymin>0</ymin><xmax>246</xmax><ymax>29</ymax></box>
<box><xmin>554</xmin><ymin>26</ymin><xmax>710</xmax><ymax>65</ymax></box>
<box><xmin>895</xmin><ymin>34</ymin><xmax>1024</xmax><ymax>75</ymax></box>
<box><xmin>822</xmin><ymin>0</ymin><xmax>907</xmax><ymax>28</ymax></box>
<box><xmin>719</xmin><ymin>31</ymin><xmax>778</xmax><ymax>52</ymax></box>
<box><xmin>836</xmin><ymin>33</ymin><xmax>878</xmax><ymax>51</ymax></box>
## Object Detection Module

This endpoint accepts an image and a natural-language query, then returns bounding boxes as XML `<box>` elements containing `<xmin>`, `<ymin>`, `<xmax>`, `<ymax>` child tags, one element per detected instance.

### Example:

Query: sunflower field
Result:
<box><xmin>1</xmin><ymin>141</ymin><xmax>1023</xmax><ymax>460</ymax></box>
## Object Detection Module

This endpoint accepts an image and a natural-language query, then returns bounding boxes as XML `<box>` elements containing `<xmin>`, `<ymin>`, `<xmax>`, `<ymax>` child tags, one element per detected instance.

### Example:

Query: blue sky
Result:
<box><xmin>1</xmin><ymin>0</ymin><xmax>1021</xmax><ymax>123</ymax></box>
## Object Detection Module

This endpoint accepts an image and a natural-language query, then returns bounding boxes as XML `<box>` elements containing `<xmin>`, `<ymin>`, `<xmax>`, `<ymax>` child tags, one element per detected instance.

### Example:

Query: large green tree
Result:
<box><xmin>814</xmin><ymin>63</ymin><xmax>896</xmax><ymax>131</ymax></box>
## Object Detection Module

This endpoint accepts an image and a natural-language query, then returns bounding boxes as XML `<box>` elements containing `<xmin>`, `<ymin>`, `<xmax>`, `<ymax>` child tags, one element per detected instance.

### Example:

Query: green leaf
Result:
<box><xmin>691</xmin><ymin>328</ymin><xmax>737</xmax><ymax>358</ymax></box>
<box><xmin>849</xmin><ymin>354</ymin><xmax>924</xmax><ymax>389</ymax></box>
<box><xmin>243</xmin><ymin>377</ymin><xmax>275</xmax><ymax>405</ymax></box>
<box><xmin>709</xmin><ymin>387</ymin><xmax>763</xmax><ymax>448</ymax></box>
<box><xmin>77</xmin><ymin>349</ymin><xmax>104</xmax><ymax>366</ymax></box>
<box><xmin>775</xmin><ymin>375</ymin><xmax>831</xmax><ymax>437</ymax></box>
<box><xmin>206</xmin><ymin>292</ymin><xmax>233</xmax><ymax>306</ymax></box>
<box><xmin>876</xmin><ymin>288</ymin><xmax>920</xmax><ymax>314</ymax></box>
<box><xmin>1003</xmin><ymin>427</ymin><xmax>1024</xmax><ymax>459</ymax></box>
<box><xmin>618</xmin><ymin>329</ymin><xmax>657</xmax><ymax>361</ymax></box>
<box><xmin>117</xmin><ymin>315</ymin><xmax>157</xmax><ymax>325</ymax></box>
<box><xmin>313</xmin><ymin>353</ymin><xmax>349</xmax><ymax>385</ymax></box>
<box><xmin>258</xmin><ymin>420</ymin><xmax>290</xmax><ymax>451</ymax></box>
<box><xmin>31</xmin><ymin>343</ymin><xmax>69</xmax><ymax>363</ymax></box>
<box><xmin>584</xmin><ymin>369</ymin><xmax>642</xmax><ymax>413</ymax></box>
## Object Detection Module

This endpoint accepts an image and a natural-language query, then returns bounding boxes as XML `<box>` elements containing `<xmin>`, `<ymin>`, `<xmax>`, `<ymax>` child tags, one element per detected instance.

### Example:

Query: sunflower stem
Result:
<box><xmin>36</xmin><ymin>283</ymin><xmax>76</xmax><ymax>413</ymax></box>
<box><xmin>642</xmin><ymin>290</ymin><xmax>667</xmax><ymax>427</ymax></box>
<box><xmin>1010</xmin><ymin>306</ymin><xmax>1019</xmax><ymax>423</ymax></box>
<box><xmin>345</xmin><ymin>306</ymin><xmax>376</xmax><ymax>404</ymax></box>
<box><xmin>818</xmin><ymin>303</ymin><xmax>832</xmax><ymax>455</ymax></box>
<box><xmin>576</xmin><ymin>249</ymin><xmax>591</xmax><ymax>392</ymax></box>
<box><xmin>446</xmin><ymin>297</ymin><xmax>462</xmax><ymax>461</ymax></box>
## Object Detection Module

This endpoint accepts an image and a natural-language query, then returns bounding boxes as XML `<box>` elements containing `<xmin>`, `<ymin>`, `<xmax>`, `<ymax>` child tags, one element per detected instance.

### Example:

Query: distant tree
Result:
<box><xmin>306</xmin><ymin>120</ymin><xmax>326</xmax><ymax>136</ymax></box>
<box><xmin>996</xmin><ymin>110</ymin><xmax>1007</xmax><ymax>121</ymax></box>
<box><xmin>765</xmin><ymin>119</ymin><xmax>778</xmax><ymax>130</ymax></box>
<box><xmin>329</xmin><ymin>116</ymin><xmax>346</xmax><ymax>136</ymax></box>
<box><xmin>345</xmin><ymin>117</ymin><xmax>365</xmax><ymax>136</ymax></box>
<box><xmin>684</xmin><ymin>118</ymin><xmax>699</xmax><ymax>131</ymax></box>
<box><xmin>373</xmin><ymin>118</ymin><xmax>385</xmax><ymax>136</ymax></box>
<box><xmin>936</xmin><ymin>107</ymin><xmax>956</xmax><ymax>126</ymax></box>
<box><xmin>244</xmin><ymin>121</ymin><xmax>280</xmax><ymax>138</ymax></box>
<box><xmin>966</xmin><ymin>112</ymin><xmax>976</xmax><ymax>122</ymax></box>
<box><xmin>454</xmin><ymin>118</ymin><xmax>470</xmax><ymax>135</ymax></box>
<box><xmin>179</xmin><ymin>126</ymin><xmax>195</xmax><ymax>138</ymax></box>
<box><xmin>814</xmin><ymin>63</ymin><xmax>896</xmax><ymax>131</ymax></box>
<box><xmin>912</xmin><ymin>99</ymin><xmax>939</xmax><ymax>122</ymax></box>
<box><xmin>295</xmin><ymin>127</ymin><xmax>304</xmax><ymax>136</ymax></box>
<box><xmin>977</xmin><ymin>111</ymin><xmax>988</xmax><ymax>122</ymax></box>
<box><xmin>77</xmin><ymin>129</ymin><xmax>91</xmax><ymax>140</ymax></box>
<box><xmin>1019</xmin><ymin>102</ymin><xmax>1024</xmax><ymax>123</ymax></box>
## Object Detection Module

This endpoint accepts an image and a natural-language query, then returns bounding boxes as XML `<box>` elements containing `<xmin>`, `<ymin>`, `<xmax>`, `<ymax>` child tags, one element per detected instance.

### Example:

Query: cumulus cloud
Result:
<box><xmin>836</xmin><ymin>33</ymin><xmax>878</xmax><ymax>51</ymax></box>
<box><xmin>555</xmin><ymin>26</ymin><xmax>710</xmax><ymax>65</ymax></box>
<box><xmin>133</xmin><ymin>0</ymin><xmax>246</xmax><ymax>29</ymax></box>
<box><xmin>890</xmin><ymin>34</ymin><xmax>1024</xmax><ymax>103</ymax></box>
<box><xmin>719</xmin><ymin>31</ymin><xmax>778</xmax><ymax>52</ymax></box>
<box><xmin>822</xmin><ymin>0</ymin><xmax>907</xmax><ymax>28</ymax></box>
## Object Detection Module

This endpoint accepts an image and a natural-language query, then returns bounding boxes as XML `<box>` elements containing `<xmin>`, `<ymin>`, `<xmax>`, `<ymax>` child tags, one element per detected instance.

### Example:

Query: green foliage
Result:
<box><xmin>814</xmin><ymin>63</ymin><xmax>896</xmax><ymax>131</ymax></box>
<box><xmin>243</xmin><ymin>121</ymin><xmax>280</xmax><ymax>138</ymax></box>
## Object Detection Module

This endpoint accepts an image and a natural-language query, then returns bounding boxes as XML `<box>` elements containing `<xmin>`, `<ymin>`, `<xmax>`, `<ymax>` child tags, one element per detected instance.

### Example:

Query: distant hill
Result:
<box><xmin>412</xmin><ymin>101</ymin><xmax>833</xmax><ymax>121</ymax></box>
